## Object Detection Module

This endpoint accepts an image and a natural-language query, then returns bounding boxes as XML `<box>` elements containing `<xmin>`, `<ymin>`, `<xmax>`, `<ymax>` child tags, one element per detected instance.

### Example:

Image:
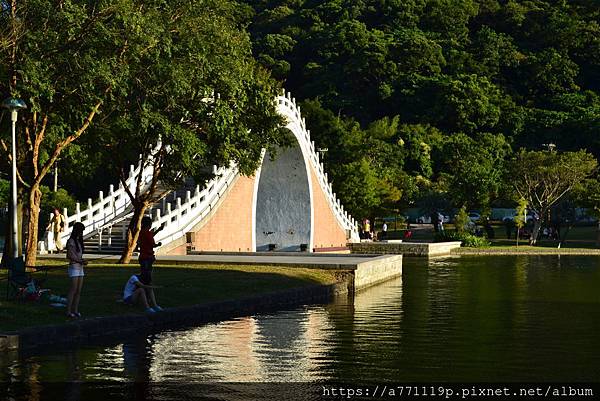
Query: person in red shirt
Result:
<box><xmin>137</xmin><ymin>217</ymin><xmax>163</xmax><ymax>307</ymax></box>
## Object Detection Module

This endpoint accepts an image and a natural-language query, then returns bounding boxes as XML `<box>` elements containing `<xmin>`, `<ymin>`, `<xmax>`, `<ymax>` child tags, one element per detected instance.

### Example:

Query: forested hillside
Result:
<box><xmin>3</xmin><ymin>1</ymin><xmax>598</xmax><ymax>227</ymax></box>
<box><xmin>241</xmin><ymin>0</ymin><xmax>600</xmax><ymax>218</ymax></box>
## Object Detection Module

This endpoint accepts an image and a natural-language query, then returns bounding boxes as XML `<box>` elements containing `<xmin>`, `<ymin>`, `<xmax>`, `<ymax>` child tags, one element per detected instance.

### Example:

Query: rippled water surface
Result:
<box><xmin>1</xmin><ymin>255</ymin><xmax>599</xmax><ymax>398</ymax></box>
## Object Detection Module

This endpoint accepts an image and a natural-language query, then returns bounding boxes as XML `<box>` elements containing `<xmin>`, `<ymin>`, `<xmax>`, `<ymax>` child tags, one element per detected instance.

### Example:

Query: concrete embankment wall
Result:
<box><xmin>2</xmin><ymin>254</ymin><xmax>402</xmax><ymax>352</ymax></box>
<box><xmin>353</xmin><ymin>255</ymin><xmax>403</xmax><ymax>291</ymax></box>
<box><xmin>0</xmin><ymin>282</ymin><xmax>349</xmax><ymax>352</ymax></box>
<box><xmin>350</xmin><ymin>242</ymin><xmax>461</xmax><ymax>257</ymax></box>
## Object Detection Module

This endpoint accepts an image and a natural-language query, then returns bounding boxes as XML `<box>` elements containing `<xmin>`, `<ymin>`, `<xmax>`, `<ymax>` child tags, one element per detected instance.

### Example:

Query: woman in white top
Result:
<box><xmin>66</xmin><ymin>222</ymin><xmax>87</xmax><ymax>318</ymax></box>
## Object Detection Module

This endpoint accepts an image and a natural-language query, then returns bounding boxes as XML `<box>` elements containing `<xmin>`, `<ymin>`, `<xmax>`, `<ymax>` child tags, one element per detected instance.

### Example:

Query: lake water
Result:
<box><xmin>1</xmin><ymin>255</ymin><xmax>599</xmax><ymax>399</ymax></box>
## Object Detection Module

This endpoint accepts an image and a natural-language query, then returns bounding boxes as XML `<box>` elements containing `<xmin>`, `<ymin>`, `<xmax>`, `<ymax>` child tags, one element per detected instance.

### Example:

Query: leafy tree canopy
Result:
<box><xmin>508</xmin><ymin>149</ymin><xmax>597</xmax><ymax>243</ymax></box>
<box><xmin>239</xmin><ymin>0</ymin><xmax>600</xmax><ymax>218</ymax></box>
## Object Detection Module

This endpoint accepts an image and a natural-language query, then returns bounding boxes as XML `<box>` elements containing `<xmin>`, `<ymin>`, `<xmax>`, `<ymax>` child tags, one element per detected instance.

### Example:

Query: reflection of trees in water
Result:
<box><xmin>8</xmin><ymin>360</ymin><xmax>42</xmax><ymax>401</ymax></box>
<box><xmin>400</xmin><ymin>257</ymin><xmax>541</xmax><ymax>380</ymax></box>
<box><xmin>317</xmin><ymin>277</ymin><xmax>404</xmax><ymax>381</ymax></box>
<box><xmin>0</xmin><ymin>347</ymin><xmax>99</xmax><ymax>400</ymax></box>
<box><xmin>513</xmin><ymin>255</ymin><xmax>600</xmax><ymax>381</ymax></box>
<box><xmin>398</xmin><ymin>256</ymin><xmax>600</xmax><ymax>381</ymax></box>
<box><xmin>1</xmin><ymin>256</ymin><xmax>599</xmax><ymax>389</ymax></box>
<box><xmin>0</xmin><ymin>308</ymin><xmax>339</xmax><ymax>391</ymax></box>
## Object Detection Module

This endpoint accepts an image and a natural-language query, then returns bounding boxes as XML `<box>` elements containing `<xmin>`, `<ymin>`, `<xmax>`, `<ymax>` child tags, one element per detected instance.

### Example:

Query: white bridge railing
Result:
<box><xmin>152</xmin><ymin>164</ymin><xmax>237</xmax><ymax>246</ymax></box>
<box><xmin>55</xmin><ymin>159</ymin><xmax>156</xmax><ymax>243</ymax></box>
<box><xmin>276</xmin><ymin>91</ymin><xmax>359</xmax><ymax>240</ymax></box>
<box><xmin>150</xmin><ymin>91</ymin><xmax>360</xmax><ymax>248</ymax></box>
<box><xmin>50</xmin><ymin>90</ymin><xmax>359</xmax><ymax>251</ymax></box>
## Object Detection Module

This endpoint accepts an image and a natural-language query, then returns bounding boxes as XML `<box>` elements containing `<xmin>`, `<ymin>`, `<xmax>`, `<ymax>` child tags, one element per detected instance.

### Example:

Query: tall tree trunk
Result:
<box><xmin>118</xmin><ymin>202</ymin><xmax>149</xmax><ymax>264</ymax></box>
<box><xmin>24</xmin><ymin>184</ymin><xmax>42</xmax><ymax>267</ymax></box>
<box><xmin>530</xmin><ymin>216</ymin><xmax>543</xmax><ymax>245</ymax></box>
<box><xmin>20</xmin><ymin>102</ymin><xmax>103</xmax><ymax>267</ymax></box>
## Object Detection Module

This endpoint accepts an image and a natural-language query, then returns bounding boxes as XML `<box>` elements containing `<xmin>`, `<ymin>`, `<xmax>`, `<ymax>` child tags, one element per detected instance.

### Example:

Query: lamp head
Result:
<box><xmin>2</xmin><ymin>97</ymin><xmax>27</xmax><ymax>111</ymax></box>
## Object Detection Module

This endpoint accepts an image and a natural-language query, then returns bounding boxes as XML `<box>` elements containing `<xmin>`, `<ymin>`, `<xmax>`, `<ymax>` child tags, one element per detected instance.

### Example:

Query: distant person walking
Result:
<box><xmin>66</xmin><ymin>222</ymin><xmax>86</xmax><ymax>318</ymax></box>
<box><xmin>47</xmin><ymin>208</ymin><xmax>66</xmax><ymax>253</ymax></box>
<box><xmin>437</xmin><ymin>212</ymin><xmax>445</xmax><ymax>232</ymax></box>
<box><xmin>484</xmin><ymin>218</ymin><xmax>495</xmax><ymax>239</ymax></box>
<box><xmin>504</xmin><ymin>218</ymin><xmax>513</xmax><ymax>239</ymax></box>
<box><xmin>431</xmin><ymin>212</ymin><xmax>439</xmax><ymax>233</ymax></box>
<box><xmin>363</xmin><ymin>219</ymin><xmax>371</xmax><ymax>240</ymax></box>
<box><xmin>381</xmin><ymin>222</ymin><xmax>388</xmax><ymax>240</ymax></box>
<box><xmin>137</xmin><ymin>216</ymin><xmax>163</xmax><ymax>287</ymax></box>
<box><xmin>553</xmin><ymin>220</ymin><xmax>561</xmax><ymax>241</ymax></box>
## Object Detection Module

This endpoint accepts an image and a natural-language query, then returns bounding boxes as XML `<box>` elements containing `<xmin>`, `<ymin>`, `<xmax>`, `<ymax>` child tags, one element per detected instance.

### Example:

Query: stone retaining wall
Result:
<box><xmin>1</xmin><ymin>281</ymin><xmax>349</xmax><ymax>352</ymax></box>
<box><xmin>350</xmin><ymin>241</ymin><xmax>462</xmax><ymax>257</ymax></box>
<box><xmin>2</xmin><ymin>254</ymin><xmax>404</xmax><ymax>352</ymax></box>
<box><xmin>353</xmin><ymin>255</ymin><xmax>403</xmax><ymax>291</ymax></box>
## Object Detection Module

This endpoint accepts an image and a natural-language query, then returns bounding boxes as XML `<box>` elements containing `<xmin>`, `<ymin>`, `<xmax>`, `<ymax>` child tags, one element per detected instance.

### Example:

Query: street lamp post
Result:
<box><xmin>2</xmin><ymin>97</ymin><xmax>27</xmax><ymax>263</ymax></box>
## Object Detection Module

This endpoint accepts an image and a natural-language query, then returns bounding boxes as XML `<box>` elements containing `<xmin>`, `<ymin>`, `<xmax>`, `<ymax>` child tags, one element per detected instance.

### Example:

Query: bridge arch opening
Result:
<box><xmin>253</xmin><ymin>139</ymin><xmax>312</xmax><ymax>251</ymax></box>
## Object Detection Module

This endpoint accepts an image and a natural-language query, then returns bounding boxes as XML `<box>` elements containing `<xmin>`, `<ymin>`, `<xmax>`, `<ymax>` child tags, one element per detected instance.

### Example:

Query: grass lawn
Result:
<box><xmin>0</xmin><ymin>260</ymin><xmax>338</xmax><ymax>332</ymax></box>
<box><xmin>386</xmin><ymin>224</ymin><xmax>599</xmax><ymax>250</ymax></box>
<box><xmin>456</xmin><ymin>245</ymin><xmax>600</xmax><ymax>254</ymax></box>
<box><xmin>485</xmin><ymin>224</ymin><xmax>597</xmax><ymax>249</ymax></box>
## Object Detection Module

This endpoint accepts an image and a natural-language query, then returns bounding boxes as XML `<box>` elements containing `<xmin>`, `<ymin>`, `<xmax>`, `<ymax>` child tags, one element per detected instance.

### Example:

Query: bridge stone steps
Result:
<box><xmin>82</xmin><ymin>186</ymin><xmax>195</xmax><ymax>254</ymax></box>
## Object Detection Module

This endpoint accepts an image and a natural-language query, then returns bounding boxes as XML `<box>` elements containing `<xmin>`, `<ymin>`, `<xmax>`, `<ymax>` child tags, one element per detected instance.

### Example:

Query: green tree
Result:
<box><xmin>91</xmin><ymin>0</ymin><xmax>286</xmax><ymax>263</ymax></box>
<box><xmin>398</xmin><ymin>123</ymin><xmax>445</xmax><ymax>179</ymax></box>
<box><xmin>301</xmin><ymin>99</ymin><xmax>409</xmax><ymax>219</ymax></box>
<box><xmin>334</xmin><ymin>159</ymin><xmax>381</xmax><ymax>219</ymax></box>
<box><xmin>572</xmin><ymin>177</ymin><xmax>600</xmax><ymax>246</ymax></box>
<box><xmin>38</xmin><ymin>186</ymin><xmax>76</xmax><ymax>235</ymax></box>
<box><xmin>454</xmin><ymin>206</ymin><xmax>470</xmax><ymax>234</ymax></box>
<box><xmin>0</xmin><ymin>178</ymin><xmax>7</xmax><ymax>206</ymax></box>
<box><xmin>240</xmin><ymin>0</ymin><xmax>600</xmax><ymax>220</ymax></box>
<box><xmin>514</xmin><ymin>197</ymin><xmax>528</xmax><ymax>246</ymax></box>
<box><xmin>0</xmin><ymin>0</ymin><xmax>151</xmax><ymax>266</ymax></box>
<box><xmin>242</xmin><ymin>0</ymin><xmax>600</xmax><ymax>157</ymax></box>
<box><xmin>509</xmin><ymin>149</ymin><xmax>597</xmax><ymax>245</ymax></box>
<box><xmin>440</xmin><ymin>132</ymin><xmax>511</xmax><ymax>210</ymax></box>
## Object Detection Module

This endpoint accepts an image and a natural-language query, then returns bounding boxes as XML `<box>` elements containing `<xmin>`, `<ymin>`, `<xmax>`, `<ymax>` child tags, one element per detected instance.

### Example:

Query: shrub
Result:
<box><xmin>454</xmin><ymin>206</ymin><xmax>470</xmax><ymax>233</ymax></box>
<box><xmin>0</xmin><ymin>178</ymin><xmax>8</xmax><ymax>206</ymax></box>
<box><xmin>0</xmin><ymin>179</ymin><xmax>8</xmax><ymax>227</ymax></box>
<box><xmin>434</xmin><ymin>230</ymin><xmax>490</xmax><ymax>247</ymax></box>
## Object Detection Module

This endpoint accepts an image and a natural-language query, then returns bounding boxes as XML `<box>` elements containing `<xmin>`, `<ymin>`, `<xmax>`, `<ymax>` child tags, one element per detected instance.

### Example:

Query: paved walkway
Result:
<box><xmin>39</xmin><ymin>252</ymin><xmax>397</xmax><ymax>270</ymax></box>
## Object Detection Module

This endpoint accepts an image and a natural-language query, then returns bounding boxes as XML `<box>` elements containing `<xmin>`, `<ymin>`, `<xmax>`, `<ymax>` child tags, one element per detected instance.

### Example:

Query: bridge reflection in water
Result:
<box><xmin>0</xmin><ymin>276</ymin><xmax>404</xmax><ymax>386</ymax></box>
<box><xmin>2</xmin><ymin>255</ymin><xmax>600</xmax><ymax>400</ymax></box>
